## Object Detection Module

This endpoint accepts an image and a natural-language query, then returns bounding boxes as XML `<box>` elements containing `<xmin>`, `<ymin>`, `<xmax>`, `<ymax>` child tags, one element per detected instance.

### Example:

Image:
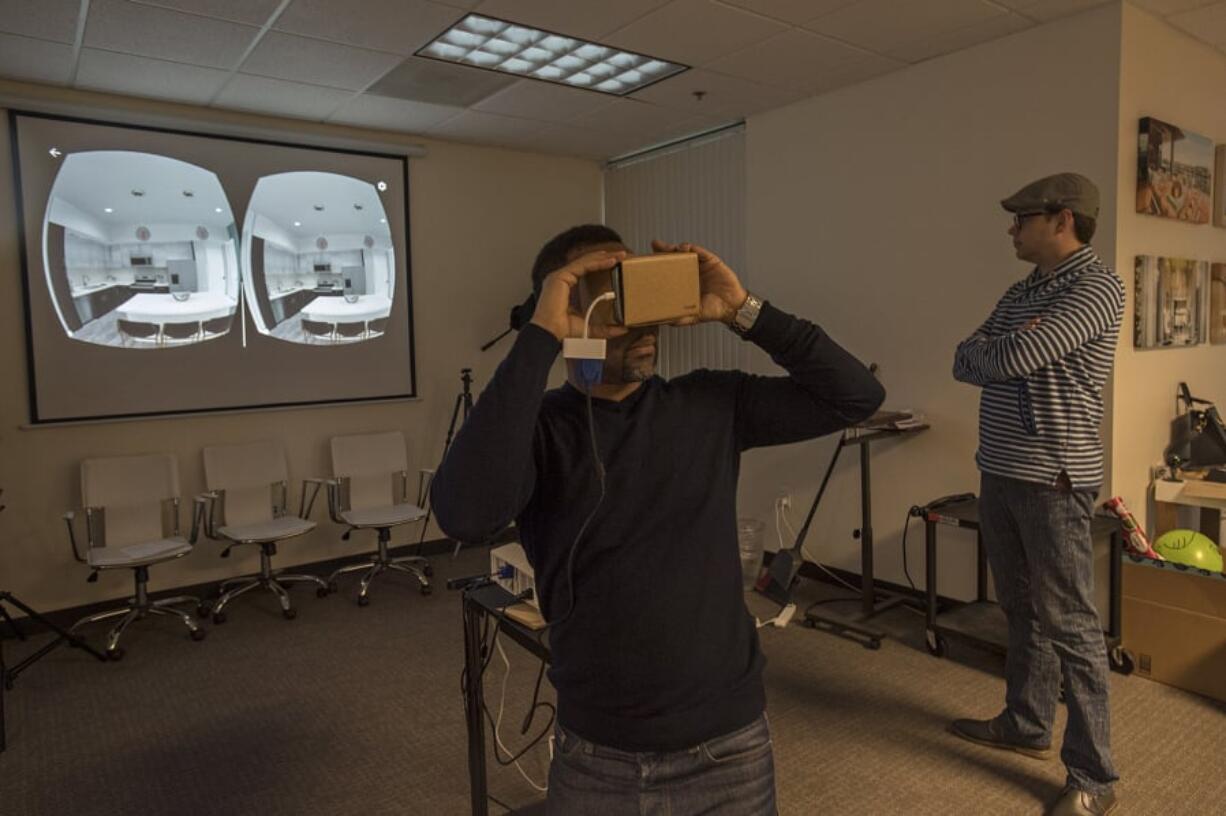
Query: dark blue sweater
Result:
<box><xmin>432</xmin><ymin>303</ymin><xmax>883</xmax><ymax>751</ymax></box>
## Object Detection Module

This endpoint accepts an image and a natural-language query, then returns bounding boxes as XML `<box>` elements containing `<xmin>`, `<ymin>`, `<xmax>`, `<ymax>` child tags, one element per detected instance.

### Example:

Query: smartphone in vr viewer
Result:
<box><xmin>579</xmin><ymin>252</ymin><xmax>701</xmax><ymax>328</ymax></box>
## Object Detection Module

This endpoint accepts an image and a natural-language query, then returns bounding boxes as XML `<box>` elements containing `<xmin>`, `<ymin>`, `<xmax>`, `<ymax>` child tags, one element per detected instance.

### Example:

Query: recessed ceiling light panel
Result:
<box><xmin>417</xmin><ymin>14</ymin><xmax>687</xmax><ymax>96</ymax></box>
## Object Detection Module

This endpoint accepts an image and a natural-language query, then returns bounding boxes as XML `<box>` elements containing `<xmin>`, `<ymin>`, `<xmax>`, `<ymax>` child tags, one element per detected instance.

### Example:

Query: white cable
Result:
<box><xmin>584</xmin><ymin>292</ymin><xmax>615</xmax><ymax>339</ymax></box>
<box><xmin>494</xmin><ymin>636</ymin><xmax>548</xmax><ymax>793</ymax></box>
<box><xmin>779</xmin><ymin>499</ymin><xmax>861</xmax><ymax>595</ymax></box>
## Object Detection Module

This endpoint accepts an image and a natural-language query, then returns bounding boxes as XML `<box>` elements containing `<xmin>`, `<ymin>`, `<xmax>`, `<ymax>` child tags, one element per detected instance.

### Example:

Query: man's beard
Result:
<box><xmin>621</xmin><ymin>355</ymin><xmax>656</xmax><ymax>382</ymax></box>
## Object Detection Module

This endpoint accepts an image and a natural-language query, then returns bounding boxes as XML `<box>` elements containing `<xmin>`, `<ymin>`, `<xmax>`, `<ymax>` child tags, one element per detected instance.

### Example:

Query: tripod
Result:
<box><xmin>2</xmin><ymin>592</ymin><xmax>109</xmax><ymax>753</ymax></box>
<box><xmin>414</xmin><ymin>368</ymin><xmax>474</xmax><ymax>559</ymax></box>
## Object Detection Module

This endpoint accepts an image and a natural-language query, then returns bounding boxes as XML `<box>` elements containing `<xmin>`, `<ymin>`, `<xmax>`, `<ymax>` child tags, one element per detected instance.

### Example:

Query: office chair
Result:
<box><xmin>305</xmin><ymin>431</ymin><xmax>434</xmax><ymax>605</ymax></box>
<box><xmin>194</xmin><ymin>441</ymin><xmax>329</xmax><ymax>624</ymax></box>
<box><xmin>64</xmin><ymin>454</ymin><xmax>206</xmax><ymax>659</ymax></box>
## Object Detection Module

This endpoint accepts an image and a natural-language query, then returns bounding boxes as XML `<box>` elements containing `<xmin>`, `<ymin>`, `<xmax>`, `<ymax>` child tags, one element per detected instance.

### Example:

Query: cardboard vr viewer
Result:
<box><xmin>579</xmin><ymin>252</ymin><xmax>701</xmax><ymax>327</ymax></box>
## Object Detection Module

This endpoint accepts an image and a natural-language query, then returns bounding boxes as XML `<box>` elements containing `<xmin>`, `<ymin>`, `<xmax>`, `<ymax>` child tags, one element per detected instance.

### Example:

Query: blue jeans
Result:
<box><xmin>979</xmin><ymin>472</ymin><xmax>1118</xmax><ymax>795</ymax></box>
<box><xmin>546</xmin><ymin>714</ymin><xmax>777</xmax><ymax>815</ymax></box>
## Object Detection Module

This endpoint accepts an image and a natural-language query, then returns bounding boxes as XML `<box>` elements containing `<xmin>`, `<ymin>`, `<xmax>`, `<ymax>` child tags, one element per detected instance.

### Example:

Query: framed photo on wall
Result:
<box><xmin>1211</xmin><ymin>264</ymin><xmax>1226</xmax><ymax>344</ymax></box>
<box><xmin>1136</xmin><ymin>117</ymin><xmax>1213</xmax><ymax>224</ymax></box>
<box><xmin>1134</xmin><ymin>255</ymin><xmax>1208</xmax><ymax>349</ymax></box>
<box><xmin>1216</xmin><ymin>145</ymin><xmax>1226</xmax><ymax>228</ymax></box>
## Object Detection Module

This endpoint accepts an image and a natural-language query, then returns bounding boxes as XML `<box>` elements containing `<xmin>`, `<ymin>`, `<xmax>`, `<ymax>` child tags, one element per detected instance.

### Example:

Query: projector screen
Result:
<box><xmin>10</xmin><ymin>110</ymin><xmax>416</xmax><ymax>423</ymax></box>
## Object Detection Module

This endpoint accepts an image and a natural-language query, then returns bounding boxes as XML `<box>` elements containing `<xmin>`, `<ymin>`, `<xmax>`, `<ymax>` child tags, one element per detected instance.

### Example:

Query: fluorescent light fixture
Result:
<box><xmin>417</xmin><ymin>14</ymin><xmax>687</xmax><ymax>96</ymax></box>
<box><xmin>214</xmin><ymin>207</ymin><xmax>223</xmax><ymax>213</ymax></box>
<box><xmin>104</xmin><ymin>207</ymin><xmax>113</xmax><ymax>213</ymax></box>
<box><xmin>293</xmin><ymin>221</ymin><xmax>302</xmax><ymax>227</ymax></box>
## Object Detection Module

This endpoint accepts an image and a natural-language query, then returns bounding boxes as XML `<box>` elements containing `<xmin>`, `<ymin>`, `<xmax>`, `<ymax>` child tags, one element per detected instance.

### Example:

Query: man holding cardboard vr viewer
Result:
<box><xmin>432</xmin><ymin>224</ymin><xmax>884</xmax><ymax>814</ymax></box>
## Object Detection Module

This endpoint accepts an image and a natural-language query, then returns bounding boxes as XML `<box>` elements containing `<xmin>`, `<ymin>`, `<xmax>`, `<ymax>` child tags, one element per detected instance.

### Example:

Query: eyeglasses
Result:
<box><xmin>1011</xmin><ymin>211</ymin><xmax>1047</xmax><ymax>230</ymax></box>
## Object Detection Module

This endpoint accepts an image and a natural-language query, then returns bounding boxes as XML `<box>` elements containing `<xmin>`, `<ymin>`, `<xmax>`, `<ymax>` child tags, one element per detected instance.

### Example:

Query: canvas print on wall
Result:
<box><xmin>1216</xmin><ymin>146</ymin><xmax>1226</xmax><ymax>228</ymax></box>
<box><xmin>1134</xmin><ymin>255</ymin><xmax>1207</xmax><ymax>348</ymax></box>
<box><xmin>1136</xmin><ymin>117</ymin><xmax>1213</xmax><ymax>224</ymax></box>
<box><xmin>1211</xmin><ymin>264</ymin><xmax>1226</xmax><ymax>345</ymax></box>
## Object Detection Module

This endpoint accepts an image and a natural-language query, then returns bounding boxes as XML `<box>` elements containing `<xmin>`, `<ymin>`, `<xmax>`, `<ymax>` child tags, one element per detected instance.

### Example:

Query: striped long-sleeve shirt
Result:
<box><xmin>953</xmin><ymin>245</ymin><xmax>1124</xmax><ymax>490</ymax></box>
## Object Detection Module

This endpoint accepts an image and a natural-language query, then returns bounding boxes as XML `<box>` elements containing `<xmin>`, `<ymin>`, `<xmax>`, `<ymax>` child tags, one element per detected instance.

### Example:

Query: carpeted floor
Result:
<box><xmin>1</xmin><ymin>546</ymin><xmax>1222</xmax><ymax>815</ymax></box>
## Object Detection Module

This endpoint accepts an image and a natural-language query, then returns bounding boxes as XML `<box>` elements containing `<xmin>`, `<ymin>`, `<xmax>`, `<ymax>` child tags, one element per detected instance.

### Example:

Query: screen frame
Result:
<box><xmin>9</xmin><ymin>108</ymin><xmax>418</xmax><ymax>425</ymax></box>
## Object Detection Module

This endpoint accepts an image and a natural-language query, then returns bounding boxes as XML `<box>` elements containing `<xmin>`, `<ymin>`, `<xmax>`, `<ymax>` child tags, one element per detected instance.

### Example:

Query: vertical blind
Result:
<box><xmin>603</xmin><ymin>126</ymin><xmax>747</xmax><ymax>378</ymax></box>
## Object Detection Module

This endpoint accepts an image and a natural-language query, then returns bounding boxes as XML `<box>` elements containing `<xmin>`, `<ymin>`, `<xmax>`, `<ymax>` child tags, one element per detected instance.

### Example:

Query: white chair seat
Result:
<box><xmin>218</xmin><ymin>516</ymin><xmax>316</xmax><ymax>544</ymax></box>
<box><xmin>340</xmin><ymin>503</ymin><xmax>425</xmax><ymax>528</ymax></box>
<box><xmin>87</xmin><ymin>537</ymin><xmax>192</xmax><ymax>568</ymax></box>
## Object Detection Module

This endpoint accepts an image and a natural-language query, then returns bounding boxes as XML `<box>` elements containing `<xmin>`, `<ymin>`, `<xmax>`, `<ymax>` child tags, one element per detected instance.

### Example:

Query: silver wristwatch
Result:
<box><xmin>729</xmin><ymin>292</ymin><xmax>763</xmax><ymax>336</ymax></box>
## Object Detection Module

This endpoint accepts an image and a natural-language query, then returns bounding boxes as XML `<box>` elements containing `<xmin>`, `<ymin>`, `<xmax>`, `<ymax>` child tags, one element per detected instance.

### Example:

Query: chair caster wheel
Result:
<box><xmin>196</xmin><ymin>603</ymin><xmax>212</xmax><ymax>618</ymax></box>
<box><xmin>107</xmin><ymin>647</ymin><xmax>125</xmax><ymax>661</ymax></box>
<box><xmin>420</xmin><ymin>584</ymin><xmax>433</xmax><ymax>596</ymax></box>
<box><xmin>357</xmin><ymin>595</ymin><xmax>370</xmax><ymax>607</ymax></box>
<box><xmin>423</xmin><ymin>565</ymin><xmax>434</xmax><ymax>578</ymax></box>
<box><xmin>316</xmin><ymin>586</ymin><xmax>330</xmax><ymax>599</ymax></box>
<box><xmin>925</xmin><ymin>631</ymin><xmax>947</xmax><ymax>658</ymax></box>
<box><xmin>328</xmin><ymin>581</ymin><xmax>339</xmax><ymax>594</ymax></box>
<box><xmin>212</xmin><ymin>612</ymin><xmax>227</xmax><ymax>625</ymax></box>
<box><xmin>190</xmin><ymin>628</ymin><xmax>207</xmax><ymax>642</ymax></box>
<box><xmin>1109</xmin><ymin>645</ymin><xmax>1135</xmax><ymax>675</ymax></box>
<box><xmin>282</xmin><ymin>608</ymin><xmax>297</xmax><ymax>620</ymax></box>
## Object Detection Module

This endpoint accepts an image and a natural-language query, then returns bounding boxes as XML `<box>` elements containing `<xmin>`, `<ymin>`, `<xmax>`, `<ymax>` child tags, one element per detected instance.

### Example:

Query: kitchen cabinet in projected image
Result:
<box><xmin>242</xmin><ymin>171</ymin><xmax>394</xmax><ymax>346</ymax></box>
<box><xmin>42</xmin><ymin>150</ymin><xmax>240</xmax><ymax>348</ymax></box>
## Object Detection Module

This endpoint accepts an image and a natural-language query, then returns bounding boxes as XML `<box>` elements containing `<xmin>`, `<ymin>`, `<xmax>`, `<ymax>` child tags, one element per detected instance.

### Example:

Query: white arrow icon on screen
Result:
<box><xmin>49</xmin><ymin>147</ymin><xmax>62</xmax><ymax>158</ymax></box>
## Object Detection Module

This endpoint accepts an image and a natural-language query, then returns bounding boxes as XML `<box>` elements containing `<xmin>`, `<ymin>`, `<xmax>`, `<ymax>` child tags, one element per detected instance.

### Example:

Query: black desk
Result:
<box><xmin>800</xmin><ymin>425</ymin><xmax>928</xmax><ymax>648</ymax></box>
<box><xmin>462</xmin><ymin>583</ymin><xmax>549</xmax><ymax>816</ymax></box>
<box><xmin>921</xmin><ymin>498</ymin><xmax>1131</xmax><ymax>673</ymax></box>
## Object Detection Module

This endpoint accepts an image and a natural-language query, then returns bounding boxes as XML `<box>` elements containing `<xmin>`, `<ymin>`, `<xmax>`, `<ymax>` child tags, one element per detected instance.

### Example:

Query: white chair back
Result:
<box><xmin>203</xmin><ymin>440</ymin><xmax>288</xmax><ymax>527</ymax></box>
<box><xmin>330</xmin><ymin>431</ymin><xmax>408</xmax><ymax>511</ymax></box>
<box><xmin>80</xmin><ymin>454</ymin><xmax>179</xmax><ymax>547</ymax></box>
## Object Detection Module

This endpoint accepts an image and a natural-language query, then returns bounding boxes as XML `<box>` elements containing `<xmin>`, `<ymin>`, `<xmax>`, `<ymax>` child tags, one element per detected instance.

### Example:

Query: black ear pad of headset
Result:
<box><xmin>509</xmin><ymin>291</ymin><xmax>538</xmax><ymax>330</ymax></box>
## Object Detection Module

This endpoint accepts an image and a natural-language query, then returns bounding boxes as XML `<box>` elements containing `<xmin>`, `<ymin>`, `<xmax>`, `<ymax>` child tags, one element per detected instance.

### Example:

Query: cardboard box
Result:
<box><xmin>1122</xmin><ymin>557</ymin><xmax>1226</xmax><ymax>703</ymax></box>
<box><xmin>579</xmin><ymin>253</ymin><xmax>700</xmax><ymax>328</ymax></box>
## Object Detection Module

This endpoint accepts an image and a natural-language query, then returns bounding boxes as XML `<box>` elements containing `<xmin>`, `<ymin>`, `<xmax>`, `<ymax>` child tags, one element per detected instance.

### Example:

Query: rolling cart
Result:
<box><xmin>921</xmin><ymin>496</ymin><xmax>1133</xmax><ymax>674</ymax></box>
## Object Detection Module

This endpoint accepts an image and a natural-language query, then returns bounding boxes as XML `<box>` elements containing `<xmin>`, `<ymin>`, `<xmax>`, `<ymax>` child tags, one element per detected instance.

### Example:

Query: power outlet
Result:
<box><xmin>776</xmin><ymin>492</ymin><xmax>792</xmax><ymax>511</ymax></box>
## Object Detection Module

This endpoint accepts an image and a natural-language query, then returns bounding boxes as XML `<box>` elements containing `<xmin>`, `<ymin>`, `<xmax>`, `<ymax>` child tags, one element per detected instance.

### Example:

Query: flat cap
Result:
<box><xmin>1000</xmin><ymin>172</ymin><xmax>1099</xmax><ymax>219</ymax></box>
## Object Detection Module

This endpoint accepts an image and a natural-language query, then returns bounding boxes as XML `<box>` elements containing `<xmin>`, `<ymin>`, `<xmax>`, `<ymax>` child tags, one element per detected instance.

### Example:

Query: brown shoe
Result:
<box><xmin>949</xmin><ymin>717</ymin><xmax>1053</xmax><ymax>760</ymax></box>
<box><xmin>1045</xmin><ymin>785</ymin><xmax>1118</xmax><ymax>815</ymax></box>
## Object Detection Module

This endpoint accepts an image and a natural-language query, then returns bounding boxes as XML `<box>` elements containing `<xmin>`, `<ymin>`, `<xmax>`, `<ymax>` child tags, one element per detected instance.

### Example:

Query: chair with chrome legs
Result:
<box><xmin>194</xmin><ymin>440</ymin><xmax>329</xmax><ymax>624</ymax></box>
<box><xmin>64</xmin><ymin>453</ymin><xmax>206</xmax><ymax>660</ymax></box>
<box><xmin>304</xmin><ymin>431</ymin><xmax>434</xmax><ymax>605</ymax></box>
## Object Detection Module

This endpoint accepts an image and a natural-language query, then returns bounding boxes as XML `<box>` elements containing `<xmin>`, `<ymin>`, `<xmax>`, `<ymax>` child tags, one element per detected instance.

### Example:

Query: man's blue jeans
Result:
<box><xmin>979</xmin><ymin>472</ymin><xmax>1118</xmax><ymax>795</ymax></box>
<box><xmin>546</xmin><ymin>713</ymin><xmax>777</xmax><ymax>815</ymax></box>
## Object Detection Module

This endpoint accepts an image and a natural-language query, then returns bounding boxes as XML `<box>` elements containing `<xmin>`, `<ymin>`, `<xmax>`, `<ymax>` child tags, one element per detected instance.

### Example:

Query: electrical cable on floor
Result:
<box><xmin>487</xmin><ymin>793</ymin><xmax>514</xmax><ymax>813</ymax></box>
<box><xmin>777</xmin><ymin>501</ymin><xmax>861</xmax><ymax>595</ymax></box>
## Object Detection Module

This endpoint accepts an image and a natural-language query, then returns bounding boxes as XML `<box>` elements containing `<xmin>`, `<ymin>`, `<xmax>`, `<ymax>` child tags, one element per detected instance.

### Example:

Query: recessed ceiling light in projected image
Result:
<box><xmin>43</xmin><ymin>151</ymin><xmax>240</xmax><ymax>349</ymax></box>
<box><xmin>242</xmin><ymin>171</ymin><xmax>394</xmax><ymax>346</ymax></box>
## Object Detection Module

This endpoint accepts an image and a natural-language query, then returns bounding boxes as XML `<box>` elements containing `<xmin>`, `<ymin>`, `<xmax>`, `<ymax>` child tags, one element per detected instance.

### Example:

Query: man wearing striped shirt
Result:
<box><xmin>950</xmin><ymin>173</ymin><xmax>1124</xmax><ymax>816</ymax></box>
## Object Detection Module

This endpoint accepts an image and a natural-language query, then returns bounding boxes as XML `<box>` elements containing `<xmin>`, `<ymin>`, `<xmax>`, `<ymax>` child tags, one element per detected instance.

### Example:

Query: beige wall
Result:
<box><xmin>1111</xmin><ymin>4</ymin><xmax>1226</xmax><ymax>534</ymax></box>
<box><xmin>0</xmin><ymin>80</ymin><xmax>600</xmax><ymax>613</ymax></box>
<box><xmin>742</xmin><ymin>4</ymin><xmax>1123</xmax><ymax>599</ymax></box>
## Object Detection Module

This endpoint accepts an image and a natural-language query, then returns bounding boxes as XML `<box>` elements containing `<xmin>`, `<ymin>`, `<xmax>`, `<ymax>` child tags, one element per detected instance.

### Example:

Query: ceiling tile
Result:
<box><xmin>472</xmin><ymin>79</ymin><xmax>614</xmax><ymax>122</ymax></box>
<box><xmin>241</xmin><ymin>31</ymin><xmax>404</xmax><ymax>90</ymax></box>
<box><xmin>128</xmin><ymin>0</ymin><xmax>284</xmax><ymax>26</ymax></box>
<box><xmin>718</xmin><ymin>0</ymin><xmax>859</xmax><ymax>25</ymax></box>
<box><xmin>993</xmin><ymin>0</ymin><xmax>1113</xmax><ymax>23</ymax></box>
<box><xmin>426</xmin><ymin>109</ymin><xmax>547</xmax><ymax>143</ymax></box>
<box><xmin>523</xmin><ymin>122</ymin><xmax>642</xmax><ymax>159</ymax></box>
<box><xmin>274</xmin><ymin>0</ymin><xmax>462</xmax><ymax>56</ymax></box>
<box><xmin>569</xmin><ymin>97</ymin><xmax>716</xmax><ymax>137</ymax></box>
<box><xmin>328</xmin><ymin>93</ymin><xmax>463</xmax><ymax>132</ymax></box>
<box><xmin>84</xmin><ymin>0</ymin><xmax>260</xmax><ymax>69</ymax></box>
<box><xmin>214</xmin><ymin>73</ymin><xmax>354</xmax><ymax>119</ymax></box>
<box><xmin>804</xmin><ymin>0</ymin><xmax>1005</xmax><ymax>54</ymax></box>
<box><xmin>368</xmin><ymin>56</ymin><xmax>516</xmax><ymax>106</ymax></box>
<box><xmin>629</xmin><ymin>67</ymin><xmax>807</xmax><ymax>119</ymax></box>
<box><xmin>1170</xmin><ymin>2</ymin><xmax>1226</xmax><ymax>45</ymax></box>
<box><xmin>469</xmin><ymin>0</ymin><xmax>673</xmax><ymax>39</ymax></box>
<box><xmin>707</xmin><ymin>28</ymin><xmax>901</xmax><ymax>92</ymax></box>
<box><xmin>76</xmin><ymin>48</ymin><xmax>231</xmax><ymax>103</ymax></box>
<box><xmin>0</xmin><ymin>32</ymin><xmax>75</xmax><ymax>84</ymax></box>
<box><xmin>604</xmin><ymin>0</ymin><xmax>788</xmax><ymax>67</ymax></box>
<box><xmin>886</xmin><ymin>11</ymin><xmax>1033</xmax><ymax>63</ymax></box>
<box><xmin>0</xmin><ymin>0</ymin><xmax>81</xmax><ymax>44</ymax></box>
